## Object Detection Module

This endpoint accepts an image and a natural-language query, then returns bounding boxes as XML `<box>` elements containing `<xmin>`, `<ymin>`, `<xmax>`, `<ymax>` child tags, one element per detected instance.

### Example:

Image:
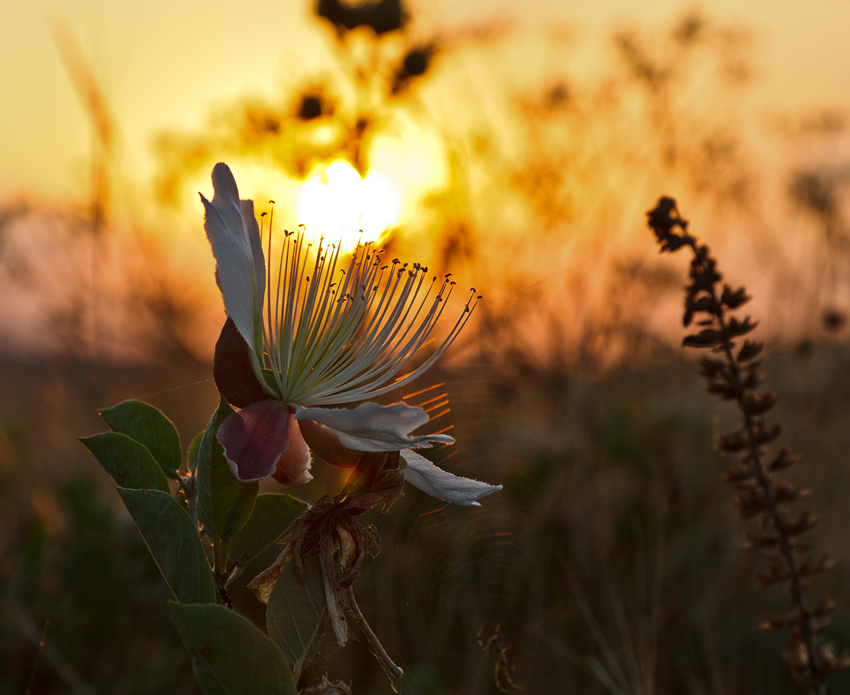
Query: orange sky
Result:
<box><xmin>3</xmin><ymin>0</ymin><xmax>850</xmax><ymax>206</ymax></box>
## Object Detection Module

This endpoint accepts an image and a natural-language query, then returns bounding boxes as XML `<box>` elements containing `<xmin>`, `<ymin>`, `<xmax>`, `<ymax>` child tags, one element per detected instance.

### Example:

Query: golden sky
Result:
<box><xmin>2</xmin><ymin>0</ymin><xmax>850</xmax><ymax>204</ymax></box>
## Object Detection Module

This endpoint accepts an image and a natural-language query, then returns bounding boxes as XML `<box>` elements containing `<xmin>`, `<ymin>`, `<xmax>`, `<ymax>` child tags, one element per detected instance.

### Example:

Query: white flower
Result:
<box><xmin>201</xmin><ymin>162</ymin><xmax>501</xmax><ymax>506</ymax></box>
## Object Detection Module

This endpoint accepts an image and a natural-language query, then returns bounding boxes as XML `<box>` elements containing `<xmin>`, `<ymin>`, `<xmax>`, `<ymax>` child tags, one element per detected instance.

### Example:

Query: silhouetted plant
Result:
<box><xmin>316</xmin><ymin>0</ymin><xmax>406</xmax><ymax>37</ymax></box>
<box><xmin>153</xmin><ymin>0</ymin><xmax>439</xmax><ymax>206</ymax></box>
<box><xmin>647</xmin><ymin>196</ymin><xmax>849</xmax><ymax>694</ymax></box>
<box><xmin>77</xmin><ymin>163</ymin><xmax>500</xmax><ymax>694</ymax></box>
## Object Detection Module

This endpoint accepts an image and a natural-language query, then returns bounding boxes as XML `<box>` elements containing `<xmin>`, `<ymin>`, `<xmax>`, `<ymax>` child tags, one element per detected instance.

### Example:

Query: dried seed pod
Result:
<box><xmin>698</xmin><ymin>357</ymin><xmax>727</xmax><ymax>377</ymax></box>
<box><xmin>707</xmin><ymin>382</ymin><xmax>742</xmax><ymax>400</ymax></box>
<box><xmin>718</xmin><ymin>429</ymin><xmax>750</xmax><ymax>452</ymax></box>
<box><xmin>732</xmin><ymin>488</ymin><xmax>769</xmax><ymax>519</ymax></box>
<box><xmin>778</xmin><ymin>511</ymin><xmax>820</xmax><ymax>538</ymax></box>
<box><xmin>769</xmin><ymin>447</ymin><xmax>799</xmax><ymax>472</ymax></box>
<box><xmin>737</xmin><ymin>339</ymin><xmax>764</xmax><ymax>362</ymax></box>
<box><xmin>813</xmin><ymin>597</ymin><xmax>837</xmax><ymax>618</ymax></box>
<box><xmin>722</xmin><ymin>463</ymin><xmax>756</xmax><ymax>485</ymax></box>
<box><xmin>761</xmin><ymin>612</ymin><xmax>801</xmax><ymax>632</ymax></box>
<box><xmin>726</xmin><ymin>316</ymin><xmax>758</xmax><ymax>338</ymax></box>
<box><xmin>742</xmin><ymin>366</ymin><xmax>763</xmax><ymax>390</ymax></box>
<box><xmin>755</xmin><ymin>422</ymin><xmax>783</xmax><ymax>445</ymax></box>
<box><xmin>773</xmin><ymin>480</ymin><xmax>810</xmax><ymax>503</ymax></box>
<box><xmin>743</xmin><ymin>532</ymin><xmax>778</xmax><ymax>551</ymax></box>
<box><xmin>721</xmin><ymin>284</ymin><xmax>751</xmax><ymax>309</ymax></box>
<box><xmin>743</xmin><ymin>392</ymin><xmax>778</xmax><ymax>416</ymax></box>
<box><xmin>683</xmin><ymin>328</ymin><xmax>724</xmax><ymax>347</ymax></box>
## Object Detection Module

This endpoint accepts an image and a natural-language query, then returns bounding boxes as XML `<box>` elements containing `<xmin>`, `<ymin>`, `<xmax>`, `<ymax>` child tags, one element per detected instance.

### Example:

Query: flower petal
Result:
<box><xmin>294</xmin><ymin>402</ymin><xmax>454</xmax><ymax>452</ymax></box>
<box><xmin>297</xmin><ymin>419</ymin><xmax>362</xmax><ymax>468</ymax></box>
<box><xmin>200</xmin><ymin>163</ymin><xmax>266</xmax><ymax>366</ymax></box>
<box><xmin>217</xmin><ymin>400</ymin><xmax>291</xmax><ymax>482</ymax></box>
<box><xmin>272</xmin><ymin>417</ymin><xmax>313</xmax><ymax>485</ymax></box>
<box><xmin>400</xmin><ymin>450</ymin><xmax>502</xmax><ymax>506</ymax></box>
<box><xmin>214</xmin><ymin>317</ymin><xmax>273</xmax><ymax>407</ymax></box>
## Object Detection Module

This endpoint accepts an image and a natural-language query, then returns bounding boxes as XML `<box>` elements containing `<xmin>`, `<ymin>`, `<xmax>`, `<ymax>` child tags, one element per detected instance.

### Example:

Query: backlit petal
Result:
<box><xmin>400</xmin><ymin>449</ymin><xmax>502</xmax><ymax>506</ymax></box>
<box><xmin>294</xmin><ymin>402</ymin><xmax>454</xmax><ymax>452</ymax></box>
<box><xmin>200</xmin><ymin>163</ymin><xmax>265</xmax><ymax>366</ymax></box>
<box><xmin>217</xmin><ymin>400</ymin><xmax>291</xmax><ymax>482</ymax></box>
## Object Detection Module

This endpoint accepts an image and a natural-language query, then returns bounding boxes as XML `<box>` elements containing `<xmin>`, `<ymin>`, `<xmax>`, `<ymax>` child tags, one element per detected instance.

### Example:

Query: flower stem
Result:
<box><xmin>345</xmin><ymin>587</ymin><xmax>403</xmax><ymax>679</ymax></box>
<box><xmin>212</xmin><ymin>538</ymin><xmax>233</xmax><ymax>608</ymax></box>
<box><xmin>213</xmin><ymin>541</ymin><xmax>223</xmax><ymax>579</ymax></box>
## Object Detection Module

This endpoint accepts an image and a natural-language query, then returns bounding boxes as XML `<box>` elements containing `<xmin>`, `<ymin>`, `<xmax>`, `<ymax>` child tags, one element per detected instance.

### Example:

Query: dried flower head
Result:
<box><xmin>647</xmin><ymin>196</ymin><xmax>849</xmax><ymax>693</ymax></box>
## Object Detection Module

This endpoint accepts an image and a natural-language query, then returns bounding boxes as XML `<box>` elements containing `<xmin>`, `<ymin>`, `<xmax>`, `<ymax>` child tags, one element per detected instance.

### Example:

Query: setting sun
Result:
<box><xmin>297</xmin><ymin>160</ymin><xmax>399</xmax><ymax>250</ymax></box>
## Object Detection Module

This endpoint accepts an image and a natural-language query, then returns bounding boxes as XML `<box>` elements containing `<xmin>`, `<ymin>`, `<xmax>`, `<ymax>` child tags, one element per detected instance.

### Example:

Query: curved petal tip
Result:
<box><xmin>400</xmin><ymin>450</ymin><xmax>501</xmax><ymax>506</ymax></box>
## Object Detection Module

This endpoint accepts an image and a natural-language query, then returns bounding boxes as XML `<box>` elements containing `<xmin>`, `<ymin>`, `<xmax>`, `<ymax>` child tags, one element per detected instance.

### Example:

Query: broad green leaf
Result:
<box><xmin>267</xmin><ymin>556</ymin><xmax>326</xmax><ymax>678</ymax></box>
<box><xmin>80</xmin><ymin>432</ymin><xmax>169</xmax><ymax>492</ymax></box>
<box><xmin>169</xmin><ymin>602</ymin><xmax>297</xmax><ymax>695</ymax></box>
<box><xmin>100</xmin><ymin>400</ymin><xmax>182</xmax><ymax>478</ymax></box>
<box><xmin>118</xmin><ymin>487</ymin><xmax>215</xmax><ymax>604</ymax></box>
<box><xmin>197</xmin><ymin>397</ymin><xmax>258</xmax><ymax>543</ymax></box>
<box><xmin>228</xmin><ymin>494</ymin><xmax>303</xmax><ymax>569</ymax></box>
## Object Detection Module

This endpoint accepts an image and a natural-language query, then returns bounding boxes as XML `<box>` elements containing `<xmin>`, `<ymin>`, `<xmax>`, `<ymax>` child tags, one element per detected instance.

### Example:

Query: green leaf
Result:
<box><xmin>266</xmin><ymin>556</ymin><xmax>326</xmax><ymax>680</ymax></box>
<box><xmin>228</xmin><ymin>494</ymin><xmax>303</xmax><ymax>569</ymax></box>
<box><xmin>80</xmin><ymin>432</ymin><xmax>170</xmax><ymax>492</ymax></box>
<box><xmin>197</xmin><ymin>397</ymin><xmax>258</xmax><ymax>543</ymax></box>
<box><xmin>169</xmin><ymin>602</ymin><xmax>297</xmax><ymax>695</ymax></box>
<box><xmin>118</xmin><ymin>487</ymin><xmax>216</xmax><ymax>604</ymax></box>
<box><xmin>100</xmin><ymin>400</ymin><xmax>182</xmax><ymax>478</ymax></box>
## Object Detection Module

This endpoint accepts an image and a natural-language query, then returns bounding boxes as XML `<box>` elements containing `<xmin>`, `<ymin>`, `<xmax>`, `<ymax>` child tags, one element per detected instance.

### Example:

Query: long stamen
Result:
<box><xmin>311</xmin><ymin>263</ymin><xmax>428</xmax><ymax>393</ymax></box>
<box><xmin>311</xmin><ymin>279</ymin><xmax>447</xmax><ymax>401</ymax></box>
<box><xmin>330</xmin><ymin>290</ymin><xmax>480</xmax><ymax>403</ymax></box>
<box><xmin>282</xmin><ymin>229</ymin><xmax>307</xmax><ymax>384</ymax></box>
<box><xmin>290</xmin><ymin>236</ymin><xmax>331</xmax><ymax>374</ymax></box>
<box><xmin>258</xmin><ymin>223</ymin><xmax>478</xmax><ymax>405</ymax></box>
<box><xmin>286</xmin><ymin>244</ymin><xmax>346</xmax><ymax>393</ymax></box>
<box><xmin>264</xmin><ymin>203</ymin><xmax>283</xmax><ymax>393</ymax></box>
<box><xmin>294</xmin><ymin>246</ymin><xmax>375</xmax><ymax>380</ymax></box>
<box><xmin>275</xmin><ymin>230</ymin><xmax>293</xmax><ymax>379</ymax></box>
<box><xmin>295</xmin><ymin>242</ymin><xmax>343</xmax><ymax>365</ymax></box>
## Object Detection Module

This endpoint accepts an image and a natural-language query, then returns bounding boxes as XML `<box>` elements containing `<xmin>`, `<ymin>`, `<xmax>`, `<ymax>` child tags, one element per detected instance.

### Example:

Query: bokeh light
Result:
<box><xmin>297</xmin><ymin>160</ymin><xmax>399</xmax><ymax>250</ymax></box>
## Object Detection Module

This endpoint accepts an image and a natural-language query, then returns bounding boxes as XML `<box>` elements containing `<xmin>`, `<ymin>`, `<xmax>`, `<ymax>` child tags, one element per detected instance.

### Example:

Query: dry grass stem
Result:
<box><xmin>647</xmin><ymin>197</ymin><xmax>849</xmax><ymax>694</ymax></box>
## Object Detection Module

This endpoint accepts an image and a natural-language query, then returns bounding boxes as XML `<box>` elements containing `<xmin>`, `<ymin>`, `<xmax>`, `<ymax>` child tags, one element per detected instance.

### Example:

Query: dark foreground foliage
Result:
<box><xmin>4</xmin><ymin>351</ymin><xmax>850</xmax><ymax>693</ymax></box>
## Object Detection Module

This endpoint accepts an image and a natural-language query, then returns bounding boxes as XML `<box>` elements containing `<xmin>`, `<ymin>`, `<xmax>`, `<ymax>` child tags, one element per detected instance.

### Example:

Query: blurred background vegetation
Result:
<box><xmin>3</xmin><ymin>0</ymin><xmax>850</xmax><ymax>693</ymax></box>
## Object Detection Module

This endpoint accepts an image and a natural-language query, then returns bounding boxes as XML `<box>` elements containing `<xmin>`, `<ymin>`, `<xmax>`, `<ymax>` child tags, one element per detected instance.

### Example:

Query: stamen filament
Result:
<box><xmin>256</xmin><ymin>225</ymin><xmax>478</xmax><ymax>406</ymax></box>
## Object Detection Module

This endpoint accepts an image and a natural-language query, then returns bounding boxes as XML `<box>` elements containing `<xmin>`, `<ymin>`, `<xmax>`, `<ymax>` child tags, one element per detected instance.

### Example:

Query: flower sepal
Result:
<box><xmin>214</xmin><ymin>317</ymin><xmax>275</xmax><ymax>408</ymax></box>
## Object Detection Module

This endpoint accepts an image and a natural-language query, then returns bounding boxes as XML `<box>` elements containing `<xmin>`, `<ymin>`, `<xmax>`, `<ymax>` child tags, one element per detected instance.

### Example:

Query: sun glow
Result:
<box><xmin>297</xmin><ymin>160</ymin><xmax>399</xmax><ymax>250</ymax></box>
